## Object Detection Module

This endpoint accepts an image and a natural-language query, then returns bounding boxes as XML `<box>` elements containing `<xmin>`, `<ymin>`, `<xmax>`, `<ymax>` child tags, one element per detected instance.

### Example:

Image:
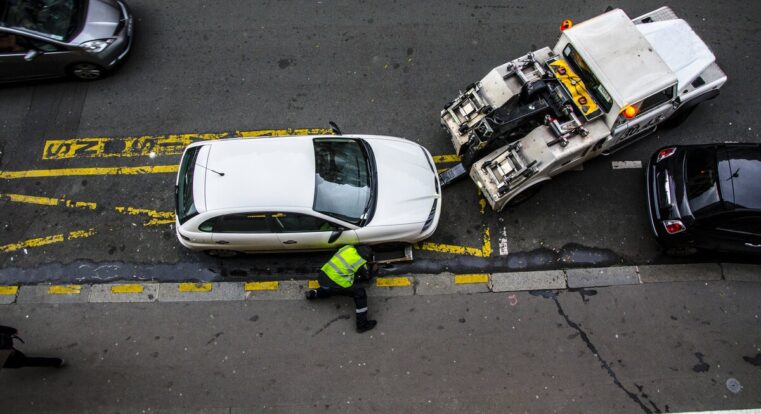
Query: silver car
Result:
<box><xmin>0</xmin><ymin>0</ymin><xmax>133</xmax><ymax>82</ymax></box>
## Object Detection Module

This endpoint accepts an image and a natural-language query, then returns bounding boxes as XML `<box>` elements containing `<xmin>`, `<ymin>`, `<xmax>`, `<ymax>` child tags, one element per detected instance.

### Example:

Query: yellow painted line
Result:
<box><xmin>244</xmin><ymin>281</ymin><xmax>279</xmax><ymax>291</ymax></box>
<box><xmin>437</xmin><ymin>168</ymin><xmax>448</xmax><ymax>173</ymax></box>
<box><xmin>455</xmin><ymin>274</ymin><xmax>490</xmax><ymax>284</ymax></box>
<box><xmin>0</xmin><ymin>286</ymin><xmax>19</xmax><ymax>295</ymax></box>
<box><xmin>479</xmin><ymin>198</ymin><xmax>487</xmax><ymax>215</ymax></box>
<box><xmin>482</xmin><ymin>227</ymin><xmax>492</xmax><ymax>257</ymax></box>
<box><xmin>111</xmin><ymin>284</ymin><xmax>144</xmax><ymax>294</ymax></box>
<box><xmin>376</xmin><ymin>277</ymin><xmax>412</xmax><ymax>287</ymax></box>
<box><xmin>308</xmin><ymin>280</ymin><xmax>320</xmax><ymax>289</ymax></box>
<box><xmin>0</xmin><ymin>193</ymin><xmax>97</xmax><ymax>210</ymax></box>
<box><xmin>48</xmin><ymin>285</ymin><xmax>82</xmax><ymax>294</ymax></box>
<box><xmin>0</xmin><ymin>165</ymin><xmax>178</xmax><ymax>180</ymax></box>
<box><xmin>115</xmin><ymin>206</ymin><xmax>175</xmax><ymax>226</ymax></box>
<box><xmin>42</xmin><ymin>128</ymin><xmax>333</xmax><ymax>160</ymax></box>
<box><xmin>432</xmin><ymin>154</ymin><xmax>460</xmax><ymax>163</ymax></box>
<box><xmin>418</xmin><ymin>242</ymin><xmax>485</xmax><ymax>257</ymax></box>
<box><xmin>0</xmin><ymin>229</ymin><xmax>96</xmax><ymax>253</ymax></box>
<box><xmin>178</xmin><ymin>282</ymin><xmax>212</xmax><ymax>292</ymax></box>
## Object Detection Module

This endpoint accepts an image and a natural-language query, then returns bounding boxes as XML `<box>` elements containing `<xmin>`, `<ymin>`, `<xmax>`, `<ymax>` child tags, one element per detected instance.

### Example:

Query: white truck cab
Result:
<box><xmin>440</xmin><ymin>7</ymin><xmax>726</xmax><ymax>211</ymax></box>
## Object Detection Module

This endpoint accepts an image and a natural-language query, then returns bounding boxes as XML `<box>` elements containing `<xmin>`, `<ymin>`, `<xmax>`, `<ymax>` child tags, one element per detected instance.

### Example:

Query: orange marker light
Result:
<box><xmin>560</xmin><ymin>19</ymin><xmax>573</xmax><ymax>31</ymax></box>
<box><xmin>623</xmin><ymin>105</ymin><xmax>638</xmax><ymax>119</ymax></box>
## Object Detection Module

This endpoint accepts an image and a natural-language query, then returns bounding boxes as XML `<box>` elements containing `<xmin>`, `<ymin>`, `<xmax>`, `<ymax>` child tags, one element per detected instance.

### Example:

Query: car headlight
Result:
<box><xmin>80</xmin><ymin>39</ymin><xmax>114</xmax><ymax>54</ymax></box>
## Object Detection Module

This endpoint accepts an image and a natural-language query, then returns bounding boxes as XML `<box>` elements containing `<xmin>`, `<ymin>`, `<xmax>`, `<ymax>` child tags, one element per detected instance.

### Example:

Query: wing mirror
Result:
<box><xmin>328</xmin><ymin>229</ymin><xmax>343</xmax><ymax>243</ymax></box>
<box><xmin>23</xmin><ymin>49</ymin><xmax>40</xmax><ymax>62</ymax></box>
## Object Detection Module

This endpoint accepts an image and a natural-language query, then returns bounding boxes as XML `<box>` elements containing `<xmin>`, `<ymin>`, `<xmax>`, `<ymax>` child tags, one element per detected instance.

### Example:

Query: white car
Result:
<box><xmin>174</xmin><ymin>134</ymin><xmax>441</xmax><ymax>254</ymax></box>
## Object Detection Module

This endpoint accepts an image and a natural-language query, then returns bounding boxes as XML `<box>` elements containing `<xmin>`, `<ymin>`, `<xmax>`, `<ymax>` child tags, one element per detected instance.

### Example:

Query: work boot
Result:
<box><xmin>305</xmin><ymin>290</ymin><xmax>317</xmax><ymax>300</ymax></box>
<box><xmin>357</xmin><ymin>320</ymin><xmax>377</xmax><ymax>333</ymax></box>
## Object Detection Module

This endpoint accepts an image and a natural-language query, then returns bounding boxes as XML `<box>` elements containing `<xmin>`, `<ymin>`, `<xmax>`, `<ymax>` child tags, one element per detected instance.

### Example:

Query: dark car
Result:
<box><xmin>646</xmin><ymin>143</ymin><xmax>761</xmax><ymax>255</ymax></box>
<box><xmin>0</xmin><ymin>0</ymin><xmax>133</xmax><ymax>82</ymax></box>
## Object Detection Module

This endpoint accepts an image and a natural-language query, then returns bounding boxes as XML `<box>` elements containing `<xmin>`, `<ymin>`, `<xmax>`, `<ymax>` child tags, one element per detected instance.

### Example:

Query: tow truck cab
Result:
<box><xmin>440</xmin><ymin>7</ymin><xmax>726</xmax><ymax>212</ymax></box>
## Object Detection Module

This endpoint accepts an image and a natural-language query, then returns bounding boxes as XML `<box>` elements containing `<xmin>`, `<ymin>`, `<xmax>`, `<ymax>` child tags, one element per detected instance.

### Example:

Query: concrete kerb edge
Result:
<box><xmin>0</xmin><ymin>262</ymin><xmax>759</xmax><ymax>304</ymax></box>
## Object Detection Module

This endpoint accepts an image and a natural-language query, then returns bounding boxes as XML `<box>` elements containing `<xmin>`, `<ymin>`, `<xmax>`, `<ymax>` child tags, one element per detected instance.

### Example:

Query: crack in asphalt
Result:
<box><xmin>311</xmin><ymin>314</ymin><xmax>351</xmax><ymax>337</ymax></box>
<box><xmin>539</xmin><ymin>291</ymin><xmax>661</xmax><ymax>414</ymax></box>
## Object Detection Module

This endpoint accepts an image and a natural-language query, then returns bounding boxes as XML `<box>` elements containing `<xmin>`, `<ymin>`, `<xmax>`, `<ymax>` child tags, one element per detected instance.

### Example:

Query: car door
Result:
<box><xmin>0</xmin><ymin>31</ymin><xmax>70</xmax><ymax>80</ymax></box>
<box><xmin>607</xmin><ymin>86</ymin><xmax>676</xmax><ymax>154</ymax></box>
<box><xmin>271</xmin><ymin>212</ymin><xmax>358</xmax><ymax>250</ymax></box>
<box><xmin>714</xmin><ymin>215</ymin><xmax>761</xmax><ymax>255</ymax></box>
<box><xmin>209</xmin><ymin>213</ymin><xmax>283</xmax><ymax>252</ymax></box>
<box><xmin>0</xmin><ymin>31</ymin><xmax>34</xmax><ymax>80</ymax></box>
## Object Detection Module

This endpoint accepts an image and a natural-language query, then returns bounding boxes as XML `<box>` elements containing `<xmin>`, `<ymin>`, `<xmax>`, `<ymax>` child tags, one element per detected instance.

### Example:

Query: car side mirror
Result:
<box><xmin>328</xmin><ymin>229</ymin><xmax>343</xmax><ymax>243</ymax></box>
<box><xmin>23</xmin><ymin>49</ymin><xmax>40</xmax><ymax>62</ymax></box>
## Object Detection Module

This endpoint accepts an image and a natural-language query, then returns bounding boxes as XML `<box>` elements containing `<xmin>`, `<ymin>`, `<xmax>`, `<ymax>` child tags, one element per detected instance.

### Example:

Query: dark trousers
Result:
<box><xmin>314</xmin><ymin>275</ymin><xmax>370</xmax><ymax>327</ymax></box>
<box><xmin>3</xmin><ymin>350</ymin><xmax>62</xmax><ymax>368</ymax></box>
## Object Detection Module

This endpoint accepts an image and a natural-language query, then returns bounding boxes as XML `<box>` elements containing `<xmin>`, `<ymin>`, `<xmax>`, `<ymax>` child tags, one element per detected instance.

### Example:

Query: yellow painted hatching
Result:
<box><xmin>244</xmin><ymin>281</ymin><xmax>279</xmax><ymax>291</ymax></box>
<box><xmin>454</xmin><ymin>274</ymin><xmax>490</xmax><ymax>284</ymax></box>
<box><xmin>0</xmin><ymin>229</ymin><xmax>96</xmax><ymax>253</ymax></box>
<box><xmin>111</xmin><ymin>284</ymin><xmax>144</xmax><ymax>294</ymax></box>
<box><xmin>376</xmin><ymin>277</ymin><xmax>412</xmax><ymax>287</ymax></box>
<box><xmin>178</xmin><ymin>282</ymin><xmax>212</xmax><ymax>292</ymax></box>
<box><xmin>0</xmin><ymin>286</ymin><xmax>19</xmax><ymax>295</ymax></box>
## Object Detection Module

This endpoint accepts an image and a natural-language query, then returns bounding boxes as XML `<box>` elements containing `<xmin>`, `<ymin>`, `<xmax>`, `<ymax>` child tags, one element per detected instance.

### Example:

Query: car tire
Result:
<box><xmin>506</xmin><ymin>182</ymin><xmax>544</xmax><ymax>207</ymax></box>
<box><xmin>67</xmin><ymin>62</ymin><xmax>107</xmax><ymax>81</ymax></box>
<box><xmin>204</xmin><ymin>249</ymin><xmax>239</xmax><ymax>258</ymax></box>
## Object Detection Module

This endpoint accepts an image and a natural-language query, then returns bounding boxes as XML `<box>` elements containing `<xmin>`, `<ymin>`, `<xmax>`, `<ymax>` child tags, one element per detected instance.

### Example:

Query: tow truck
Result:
<box><xmin>440</xmin><ymin>7</ymin><xmax>727</xmax><ymax>211</ymax></box>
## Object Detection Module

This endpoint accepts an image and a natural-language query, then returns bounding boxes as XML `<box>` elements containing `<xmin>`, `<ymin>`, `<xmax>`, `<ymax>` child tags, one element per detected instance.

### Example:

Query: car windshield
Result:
<box><xmin>685</xmin><ymin>148</ymin><xmax>722</xmax><ymax>217</ymax></box>
<box><xmin>0</xmin><ymin>0</ymin><xmax>83</xmax><ymax>41</ymax></box>
<box><xmin>313</xmin><ymin>138</ymin><xmax>373</xmax><ymax>225</ymax></box>
<box><xmin>176</xmin><ymin>146</ymin><xmax>200</xmax><ymax>224</ymax></box>
<box><xmin>563</xmin><ymin>44</ymin><xmax>613</xmax><ymax>112</ymax></box>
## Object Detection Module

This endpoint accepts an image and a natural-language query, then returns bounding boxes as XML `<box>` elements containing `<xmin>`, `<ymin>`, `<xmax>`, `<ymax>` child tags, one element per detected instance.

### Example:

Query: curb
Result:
<box><xmin>0</xmin><ymin>263</ymin><xmax>759</xmax><ymax>305</ymax></box>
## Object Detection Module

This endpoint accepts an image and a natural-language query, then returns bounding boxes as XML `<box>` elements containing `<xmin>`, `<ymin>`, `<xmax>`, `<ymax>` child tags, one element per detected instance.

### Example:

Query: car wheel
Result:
<box><xmin>204</xmin><ymin>249</ymin><xmax>239</xmax><ymax>258</ymax></box>
<box><xmin>506</xmin><ymin>182</ymin><xmax>544</xmax><ymax>207</ymax></box>
<box><xmin>664</xmin><ymin>246</ymin><xmax>698</xmax><ymax>257</ymax></box>
<box><xmin>68</xmin><ymin>62</ymin><xmax>106</xmax><ymax>81</ymax></box>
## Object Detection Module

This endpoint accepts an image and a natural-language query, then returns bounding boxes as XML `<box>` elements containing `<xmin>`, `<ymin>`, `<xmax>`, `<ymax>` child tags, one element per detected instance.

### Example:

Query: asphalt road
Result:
<box><xmin>1</xmin><ymin>1</ymin><xmax>760</xmax><ymax>284</ymax></box>
<box><xmin>0</xmin><ymin>281</ymin><xmax>759</xmax><ymax>413</ymax></box>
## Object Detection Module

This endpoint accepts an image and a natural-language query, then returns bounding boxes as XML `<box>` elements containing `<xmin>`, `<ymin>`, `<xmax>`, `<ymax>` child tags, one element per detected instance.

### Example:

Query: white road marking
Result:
<box><xmin>611</xmin><ymin>160</ymin><xmax>642</xmax><ymax>169</ymax></box>
<box><xmin>498</xmin><ymin>227</ymin><xmax>509</xmax><ymax>256</ymax></box>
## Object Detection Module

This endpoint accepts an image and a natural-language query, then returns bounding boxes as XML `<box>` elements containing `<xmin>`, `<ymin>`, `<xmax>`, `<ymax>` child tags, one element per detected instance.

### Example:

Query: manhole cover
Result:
<box><xmin>726</xmin><ymin>378</ymin><xmax>742</xmax><ymax>394</ymax></box>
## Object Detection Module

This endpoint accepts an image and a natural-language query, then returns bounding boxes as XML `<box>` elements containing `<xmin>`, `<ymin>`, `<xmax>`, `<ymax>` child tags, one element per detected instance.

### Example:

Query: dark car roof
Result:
<box><xmin>723</xmin><ymin>144</ymin><xmax>761</xmax><ymax>210</ymax></box>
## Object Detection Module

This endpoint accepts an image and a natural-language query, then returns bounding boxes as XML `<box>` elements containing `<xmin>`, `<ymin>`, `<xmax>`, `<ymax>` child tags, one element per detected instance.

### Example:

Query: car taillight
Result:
<box><xmin>663</xmin><ymin>220</ymin><xmax>686</xmax><ymax>234</ymax></box>
<box><xmin>657</xmin><ymin>147</ymin><xmax>677</xmax><ymax>163</ymax></box>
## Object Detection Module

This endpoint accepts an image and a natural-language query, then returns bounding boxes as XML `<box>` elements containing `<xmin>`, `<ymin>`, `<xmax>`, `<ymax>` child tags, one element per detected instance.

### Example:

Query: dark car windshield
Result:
<box><xmin>563</xmin><ymin>44</ymin><xmax>613</xmax><ymax>112</ymax></box>
<box><xmin>313</xmin><ymin>138</ymin><xmax>374</xmax><ymax>226</ymax></box>
<box><xmin>176</xmin><ymin>146</ymin><xmax>201</xmax><ymax>224</ymax></box>
<box><xmin>0</xmin><ymin>0</ymin><xmax>84</xmax><ymax>41</ymax></box>
<box><xmin>685</xmin><ymin>148</ymin><xmax>722</xmax><ymax>217</ymax></box>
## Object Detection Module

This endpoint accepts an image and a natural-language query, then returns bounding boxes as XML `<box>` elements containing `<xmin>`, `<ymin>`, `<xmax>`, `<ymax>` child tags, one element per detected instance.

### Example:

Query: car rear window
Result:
<box><xmin>725</xmin><ymin>146</ymin><xmax>761</xmax><ymax>210</ymax></box>
<box><xmin>685</xmin><ymin>148</ymin><xmax>722</xmax><ymax>217</ymax></box>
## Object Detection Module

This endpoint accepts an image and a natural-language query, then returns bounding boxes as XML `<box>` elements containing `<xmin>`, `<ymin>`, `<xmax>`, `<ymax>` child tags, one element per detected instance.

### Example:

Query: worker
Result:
<box><xmin>305</xmin><ymin>245</ymin><xmax>377</xmax><ymax>333</ymax></box>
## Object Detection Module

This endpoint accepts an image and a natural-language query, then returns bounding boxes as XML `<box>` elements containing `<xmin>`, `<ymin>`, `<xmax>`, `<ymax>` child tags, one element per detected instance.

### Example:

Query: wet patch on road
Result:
<box><xmin>692</xmin><ymin>352</ymin><xmax>710</xmax><ymax>373</ymax></box>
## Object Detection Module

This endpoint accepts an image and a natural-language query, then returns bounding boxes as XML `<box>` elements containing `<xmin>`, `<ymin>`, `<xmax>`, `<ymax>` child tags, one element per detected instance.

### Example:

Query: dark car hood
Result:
<box><xmin>70</xmin><ymin>0</ymin><xmax>122</xmax><ymax>43</ymax></box>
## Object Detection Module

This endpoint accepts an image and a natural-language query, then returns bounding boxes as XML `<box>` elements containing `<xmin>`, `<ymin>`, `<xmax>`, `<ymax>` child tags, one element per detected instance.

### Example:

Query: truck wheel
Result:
<box><xmin>506</xmin><ymin>183</ymin><xmax>544</xmax><ymax>207</ymax></box>
<box><xmin>661</xmin><ymin>106</ymin><xmax>696</xmax><ymax>129</ymax></box>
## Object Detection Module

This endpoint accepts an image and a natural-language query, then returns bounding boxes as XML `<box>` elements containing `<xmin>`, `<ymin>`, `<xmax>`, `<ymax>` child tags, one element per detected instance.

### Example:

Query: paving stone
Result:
<box><xmin>722</xmin><ymin>263</ymin><xmax>761</xmax><ymax>282</ymax></box>
<box><xmin>244</xmin><ymin>280</ymin><xmax>308</xmax><ymax>301</ymax></box>
<box><xmin>566</xmin><ymin>266</ymin><xmax>639</xmax><ymax>288</ymax></box>
<box><xmin>416</xmin><ymin>274</ymin><xmax>490</xmax><ymax>295</ymax></box>
<box><xmin>16</xmin><ymin>285</ymin><xmax>91</xmax><ymax>304</ymax></box>
<box><xmin>159</xmin><ymin>283</ymin><xmax>245</xmax><ymax>302</ymax></box>
<box><xmin>89</xmin><ymin>283</ymin><xmax>159</xmax><ymax>303</ymax></box>
<box><xmin>638</xmin><ymin>263</ymin><xmax>722</xmax><ymax>283</ymax></box>
<box><xmin>490</xmin><ymin>270</ymin><xmax>566</xmax><ymax>292</ymax></box>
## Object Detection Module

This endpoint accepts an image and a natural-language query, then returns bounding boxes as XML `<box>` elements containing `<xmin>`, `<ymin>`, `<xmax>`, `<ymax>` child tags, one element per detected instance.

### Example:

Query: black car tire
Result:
<box><xmin>506</xmin><ymin>182</ymin><xmax>544</xmax><ymax>207</ymax></box>
<box><xmin>204</xmin><ymin>249</ymin><xmax>239</xmax><ymax>258</ymax></box>
<box><xmin>67</xmin><ymin>62</ymin><xmax>106</xmax><ymax>81</ymax></box>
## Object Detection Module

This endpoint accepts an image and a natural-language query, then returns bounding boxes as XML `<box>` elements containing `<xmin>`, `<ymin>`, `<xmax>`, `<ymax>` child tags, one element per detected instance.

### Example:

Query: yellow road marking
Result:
<box><xmin>482</xmin><ymin>228</ymin><xmax>492</xmax><ymax>257</ymax></box>
<box><xmin>0</xmin><ymin>165</ymin><xmax>178</xmax><ymax>180</ymax></box>
<box><xmin>48</xmin><ymin>285</ymin><xmax>82</xmax><ymax>294</ymax></box>
<box><xmin>115</xmin><ymin>206</ymin><xmax>175</xmax><ymax>226</ymax></box>
<box><xmin>0</xmin><ymin>193</ymin><xmax>97</xmax><ymax>210</ymax></box>
<box><xmin>308</xmin><ymin>280</ymin><xmax>320</xmax><ymax>289</ymax></box>
<box><xmin>376</xmin><ymin>277</ymin><xmax>411</xmax><ymax>287</ymax></box>
<box><xmin>42</xmin><ymin>128</ymin><xmax>333</xmax><ymax>160</ymax></box>
<box><xmin>0</xmin><ymin>228</ymin><xmax>96</xmax><ymax>253</ymax></box>
<box><xmin>0</xmin><ymin>286</ymin><xmax>18</xmax><ymax>295</ymax></box>
<box><xmin>432</xmin><ymin>154</ymin><xmax>460</xmax><ymax>163</ymax></box>
<box><xmin>244</xmin><ymin>281</ymin><xmax>279</xmax><ymax>291</ymax></box>
<box><xmin>178</xmin><ymin>282</ymin><xmax>212</xmax><ymax>292</ymax></box>
<box><xmin>437</xmin><ymin>168</ymin><xmax>448</xmax><ymax>173</ymax></box>
<box><xmin>419</xmin><ymin>227</ymin><xmax>491</xmax><ymax>257</ymax></box>
<box><xmin>111</xmin><ymin>284</ymin><xmax>144</xmax><ymax>294</ymax></box>
<box><xmin>455</xmin><ymin>274</ymin><xmax>490</xmax><ymax>284</ymax></box>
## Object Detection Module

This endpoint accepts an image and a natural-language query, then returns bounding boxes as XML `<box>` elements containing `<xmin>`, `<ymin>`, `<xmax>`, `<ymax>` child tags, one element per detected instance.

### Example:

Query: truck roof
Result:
<box><xmin>562</xmin><ymin>9</ymin><xmax>677</xmax><ymax>108</ymax></box>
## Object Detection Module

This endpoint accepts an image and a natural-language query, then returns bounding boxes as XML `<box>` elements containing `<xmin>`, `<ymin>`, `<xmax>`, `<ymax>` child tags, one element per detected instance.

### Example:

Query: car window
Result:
<box><xmin>639</xmin><ymin>86</ymin><xmax>675</xmax><ymax>113</ymax></box>
<box><xmin>313</xmin><ymin>138</ymin><xmax>372</xmax><ymax>225</ymax></box>
<box><xmin>208</xmin><ymin>213</ymin><xmax>272</xmax><ymax>233</ymax></box>
<box><xmin>0</xmin><ymin>32</ymin><xmax>27</xmax><ymax>53</ymax></box>
<box><xmin>685</xmin><ymin>148</ymin><xmax>722</xmax><ymax>217</ymax></box>
<box><xmin>0</xmin><ymin>0</ymin><xmax>84</xmax><ymax>41</ymax></box>
<box><xmin>272</xmin><ymin>212</ymin><xmax>339</xmax><ymax>233</ymax></box>
<box><xmin>717</xmin><ymin>216</ymin><xmax>761</xmax><ymax>236</ymax></box>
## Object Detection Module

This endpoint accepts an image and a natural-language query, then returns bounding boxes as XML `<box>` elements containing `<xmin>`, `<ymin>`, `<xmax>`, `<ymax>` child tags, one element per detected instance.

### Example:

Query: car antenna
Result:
<box><xmin>196</xmin><ymin>163</ymin><xmax>225</xmax><ymax>177</ymax></box>
<box><xmin>329</xmin><ymin>121</ymin><xmax>342</xmax><ymax>135</ymax></box>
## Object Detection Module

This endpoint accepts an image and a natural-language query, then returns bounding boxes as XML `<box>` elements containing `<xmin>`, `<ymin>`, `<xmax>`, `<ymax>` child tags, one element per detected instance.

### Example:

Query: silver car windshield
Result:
<box><xmin>313</xmin><ymin>138</ymin><xmax>372</xmax><ymax>225</ymax></box>
<box><xmin>0</xmin><ymin>0</ymin><xmax>83</xmax><ymax>41</ymax></box>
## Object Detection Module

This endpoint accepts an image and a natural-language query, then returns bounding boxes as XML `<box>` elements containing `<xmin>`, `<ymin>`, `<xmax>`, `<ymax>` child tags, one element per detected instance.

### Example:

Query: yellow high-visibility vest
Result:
<box><xmin>321</xmin><ymin>245</ymin><xmax>367</xmax><ymax>288</ymax></box>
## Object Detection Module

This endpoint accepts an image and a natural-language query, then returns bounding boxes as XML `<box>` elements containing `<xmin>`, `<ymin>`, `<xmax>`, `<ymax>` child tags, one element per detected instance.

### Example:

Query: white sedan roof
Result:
<box><xmin>561</xmin><ymin>9</ymin><xmax>677</xmax><ymax>107</ymax></box>
<box><xmin>197</xmin><ymin>137</ymin><xmax>316</xmax><ymax>212</ymax></box>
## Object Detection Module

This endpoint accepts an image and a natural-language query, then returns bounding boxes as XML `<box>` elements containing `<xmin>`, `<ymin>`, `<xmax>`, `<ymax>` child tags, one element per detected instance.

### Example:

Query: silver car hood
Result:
<box><xmin>70</xmin><ymin>0</ymin><xmax>122</xmax><ymax>43</ymax></box>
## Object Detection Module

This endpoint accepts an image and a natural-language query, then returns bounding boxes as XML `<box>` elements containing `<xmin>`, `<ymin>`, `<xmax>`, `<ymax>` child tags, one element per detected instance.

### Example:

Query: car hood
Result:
<box><xmin>71</xmin><ymin>0</ymin><xmax>122</xmax><ymax>43</ymax></box>
<box><xmin>365</xmin><ymin>137</ymin><xmax>439</xmax><ymax>227</ymax></box>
